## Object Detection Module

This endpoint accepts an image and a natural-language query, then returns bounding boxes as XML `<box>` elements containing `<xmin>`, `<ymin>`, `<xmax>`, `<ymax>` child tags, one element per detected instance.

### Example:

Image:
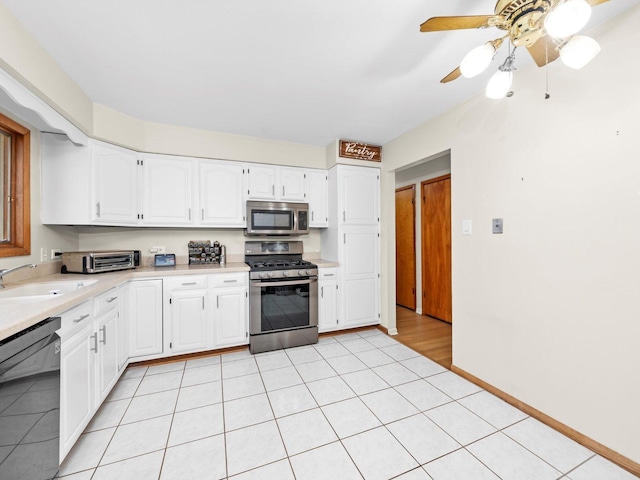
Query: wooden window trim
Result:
<box><xmin>0</xmin><ymin>112</ymin><xmax>30</xmax><ymax>258</ymax></box>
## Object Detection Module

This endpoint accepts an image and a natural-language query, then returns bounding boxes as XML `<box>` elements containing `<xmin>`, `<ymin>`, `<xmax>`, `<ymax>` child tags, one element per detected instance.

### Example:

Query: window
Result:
<box><xmin>0</xmin><ymin>112</ymin><xmax>30</xmax><ymax>257</ymax></box>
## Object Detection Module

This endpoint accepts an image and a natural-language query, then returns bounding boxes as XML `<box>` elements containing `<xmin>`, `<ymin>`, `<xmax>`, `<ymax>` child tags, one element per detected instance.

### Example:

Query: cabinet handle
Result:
<box><xmin>73</xmin><ymin>314</ymin><xmax>90</xmax><ymax>324</ymax></box>
<box><xmin>311</xmin><ymin>211</ymin><xmax>314</xmax><ymax>221</ymax></box>
<box><xmin>217</xmin><ymin>295</ymin><xmax>219</xmax><ymax>308</ymax></box>
<box><xmin>100</xmin><ymin>325</ymin><xmax>107</xmax><ymax>345</ymax></box>
<box><xmin>181</xmin><ymin>282</ymin><xmax>197</xmax><ymax>286</ymax></box>
<box><xmin>202</xmin><ymin>209</ymin><xmax>204</xmax><ymax>221</ymax></box>
<box><xmin>272</xmin><ymin>185</ymin><xmax>275</xmax><ymax>196</ymax></box>
<box><xmin>188</xmin><ymin>208</ymin><xmax>191</xmax><ymax>221</ymax></box>
<box><xmin>223</xmin><ymin>279</ymin><xmax>237</xmax><ymax>283</ymax></box>
<box><xmin>91</xmin><ymin>333</ymin><xmax>98</xmax><ymax>353</ymax></box>
<box><xmin>321</xmin><ymin>286</ymin><xmax>324</xmax><ymax>298</ymax></box>
<box><xmin>343</xmin><ymin>234</ymin><xmax>346</xmax><ymax>244</ymax></box>
<box><xmin>96</xmin><ymin>202</ymin><xmax>101</xmax><ymax>218</ymax></box>
<box><xmin>282</xmin><ymin>185</ymin><xmax>285</xmax><ymax>196</ymax></box>
<box><xmin>343</xmin><ymin>211</ymin><xmax>345</xmax><ymax>221</ymax></box>
<box><xmin>107</xmin><ymin>296</ymin><xmax>118</xmax><ymax>303</ymax></box>
<box><xmin>323</xmin><ymin>273</ymin><xmax>335</xmax><ymax>277</ymax></box>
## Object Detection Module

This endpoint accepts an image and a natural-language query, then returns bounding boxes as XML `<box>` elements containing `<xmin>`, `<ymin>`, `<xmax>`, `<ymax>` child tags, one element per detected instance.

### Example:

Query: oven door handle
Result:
<box><xmin>250</xmin><ymin>278</ymin><xmax>317</xmax><ymax>288</ymax></box>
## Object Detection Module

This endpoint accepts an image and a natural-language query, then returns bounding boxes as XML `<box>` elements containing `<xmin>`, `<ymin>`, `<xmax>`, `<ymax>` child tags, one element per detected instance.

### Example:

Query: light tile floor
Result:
<box><xmin>56</xmin><ymin>329</ymin><xmax>639</xmax><ymax>480</ymax></box>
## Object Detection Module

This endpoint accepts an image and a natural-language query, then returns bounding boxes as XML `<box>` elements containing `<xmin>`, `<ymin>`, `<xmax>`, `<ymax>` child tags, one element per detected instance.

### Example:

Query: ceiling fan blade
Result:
<box><xmin>527</xmin><ymin>35</ymin><xmax>560</xmax><ymax>67</ymax></box>
<box><xmin>586</xmin><ymin>0</ymin><xmax>610</xmax><ymax>5</ymax></box>
<box><xmin>420</xmin><ymin>15</ymin><xmax>497</xmax><ymax>32</ymax></box>
<box><xmin>440</xmin><ymin>67</ymin><xmax>462</xmax><ymax>84</ymax></box>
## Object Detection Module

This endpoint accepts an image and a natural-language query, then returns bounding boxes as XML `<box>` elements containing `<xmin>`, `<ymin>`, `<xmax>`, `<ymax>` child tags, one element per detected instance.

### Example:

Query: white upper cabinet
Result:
<box><xmin>247</xmin><ymin>165</ymin><xmax>277</xmax><ymax>200</ymax></box>
<box><xmin>92</xmin><ymin>141</ymin><xmax>139</xmax><ymax>225</ymax></box>
<box><xmin>199</xmin><ymin>161</ymin><xmax>246</xmax><ymax>227</ymax></box>
<box><xmin>247</xmin><ymin>164</ymin><xmax>307</xmax><ymax>202</ymax></box>
<box><xmin>41</xmin><ymin>134</ymin><xmax>328</xmax><ymax>228</ymax></box>
<box><xmin>279</xmin><ymin>167</ymin><xmax>306</xmax><ymax>202</ymax></box>
<box><xmin>141</xmin><ymin>155</ymin><xmax>194</xmax><ymax>226</ymax></box>
<box><xmin>306</xmin><ymin>169</ymin><xmax>328</xmax><ymax>227</ymax></box>
<box><xmin>339</xmin><ymin>165</ymin><xmax>380</xmax><ymax>225</ymax></box>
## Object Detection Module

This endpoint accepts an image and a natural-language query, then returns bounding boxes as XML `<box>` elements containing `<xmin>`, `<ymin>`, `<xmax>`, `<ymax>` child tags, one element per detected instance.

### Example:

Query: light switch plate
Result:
<box><xmin>492</xmin><ymin>218</ymin><xmax>503</xmax><ymax>234</ymax></box>
<box><xmin>462</xmin><ymin>219</ymin><xmax>472</xmax><ymax>235</ymax></box>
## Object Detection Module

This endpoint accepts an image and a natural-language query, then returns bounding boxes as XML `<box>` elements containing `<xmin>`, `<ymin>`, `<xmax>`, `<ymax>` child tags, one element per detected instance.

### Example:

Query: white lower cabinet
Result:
<box><xmin>94</xmin><ymin>308</ymin><xmax>119</xmax><ymax>405</ymax></box>
<box><xmin>166</xmin><ymin>276</ymin><xmax>209</xmax><ymax>355</ymax></box>
<box><xmin>60</xmin><ymin>322</ymin><xmax>94</xmax><ymax>462</ymax></box>
<box><xmin>128</xmin><ymin>279</ymin><xmax>163</xmax><ymax>358</ymax></box>
<box><xmin>318</xmin><ymin>268</ymin><xmax>339</xmax><ymax>333</ymax></box>
<box><xmin>211</xmin><ymin>272</ymin><xmax>249</xmax><ymax>348</ymax></box>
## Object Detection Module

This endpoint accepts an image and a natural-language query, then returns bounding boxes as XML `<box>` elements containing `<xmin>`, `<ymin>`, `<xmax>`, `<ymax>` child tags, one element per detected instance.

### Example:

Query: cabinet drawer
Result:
<box><xmin>60</xmin><ymin>300</ymin><xmax>93</xmax><ymax>334</ymax></box>
<box><xmin>94</xmin><ymin>287</ymin><xmax>120</xmax><ymax>316</ymax></box>
<box><xmin>318</xmin><ymin>268</ymin><xmax>338</xmax><ymax>280</ymax></box>
<box><xmin>211</xmin><ymin>272</ymin><xmax>247</xmax><ymax>288</ymax></box>
<box><xmin>169</xmin><ymin>275</ymin><xmax>208</xmax><ymax>290</ymax></box>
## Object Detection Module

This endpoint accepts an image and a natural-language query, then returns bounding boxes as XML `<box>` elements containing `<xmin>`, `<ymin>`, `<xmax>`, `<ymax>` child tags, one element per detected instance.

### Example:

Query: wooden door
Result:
<box><xmin>421</xmin><ymin>175</ymin><xmax>452</xmax><ymax>323</ymax></box>
<box><xmin>395</xmin><ymin>185</ymin><xmax>416</xmax><ymax>310</ymax></box>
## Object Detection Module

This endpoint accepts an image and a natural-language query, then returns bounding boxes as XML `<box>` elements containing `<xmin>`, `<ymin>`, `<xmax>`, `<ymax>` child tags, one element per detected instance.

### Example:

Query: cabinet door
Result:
<box><xmin>92</xmin><ymin>141</ymin><xmax>139</xmax><ymax>224</ymax></box>
<box><xmin>142</xmin><ymin>156</ymin><xmax>194</xmax><ymax>225</ymax></box>
<box><xmin>318</xmin><ymin>280</ymin><xmax>338</xmax><ymax>333</ymax></box>
<box><xmin>247</xmin><ymin>165</ymin><xmax>276</xmax><ymax>200</ymax></box>
<box><xmin>339</xmin><ymin>166</ymin><xmax>380</xmax><ymax>225</ymax></box>
<box><xmin>341</xmin><ymin>226</ymin><xmax>380</xmax><ymax>328</ymax></box>
<box><xmin>128</xmin><ymin>280</ymin><xmax>163</xmax><ymax>358</ymax></box>
<box><xmin>279</xmin><ymin>167</ymin><xmax>306</xmax><ymax>201</ymax></box>
<box><xmin>214</xmin><ymin>286</ymin><xmax>248</xmax><ymax>348</ymax></box>
<box><xmin>200</xmin><ymin>161</ymin><xmax>246</xmax><ymax>226</ymax></box>
<box><xmin>170</xmin><ymin>290</ymin><xmax>208</xmax><ymax>354</ymax></box>
<box><xmin>95</xmin><ymin>310</ymin><xmax>119</xmax><ymax>406</ymax></box>
<box><xmin>307</xmin><ymin>169</ymin><xmax>328</xmax><ymax>227</ymax></box>
<box><xmin>117</xmin><ymin>286</ymin><xmax>129</xmax><ymax>371</ymax></box>
<box><xmin>60</xmin><ymin>326</ymin><xmax>94</xmax><ymax>461</ymax></box>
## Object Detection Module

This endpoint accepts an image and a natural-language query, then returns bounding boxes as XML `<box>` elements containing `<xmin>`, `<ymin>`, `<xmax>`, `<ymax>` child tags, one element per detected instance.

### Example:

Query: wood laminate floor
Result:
<box><xmin>394</xmin><ymin>306</ymin><xmax>452</xmax><ymax>369</ymax></box>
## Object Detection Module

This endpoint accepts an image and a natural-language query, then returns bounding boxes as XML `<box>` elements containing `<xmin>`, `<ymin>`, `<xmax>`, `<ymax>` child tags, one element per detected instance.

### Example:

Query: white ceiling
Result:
<box><xmin>2</xmin><ymin>0</ymin><xmax>638</xmax><ymax>147</ymax></box>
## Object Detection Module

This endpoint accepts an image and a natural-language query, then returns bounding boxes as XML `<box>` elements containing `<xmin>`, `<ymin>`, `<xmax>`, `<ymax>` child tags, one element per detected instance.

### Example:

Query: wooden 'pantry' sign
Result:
<box><xmin>339</xmin><ymin>140</ymin><xmax>382</xmax><ymax>162</ymax></box>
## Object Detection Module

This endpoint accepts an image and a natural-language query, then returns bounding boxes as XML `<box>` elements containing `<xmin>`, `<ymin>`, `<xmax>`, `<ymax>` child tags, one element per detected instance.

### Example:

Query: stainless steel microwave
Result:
<box><xmin>246</xmin><ymin>201</ymin><xmax>309</xmax><ymax>236</ymax></box>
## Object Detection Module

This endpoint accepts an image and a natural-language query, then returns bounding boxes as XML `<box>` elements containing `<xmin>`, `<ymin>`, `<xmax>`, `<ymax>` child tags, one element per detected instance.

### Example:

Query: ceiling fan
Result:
<box><xmin>421</xmin><ymin>0</ymin><xmax>607</xmax><ymax>96</ymax></box>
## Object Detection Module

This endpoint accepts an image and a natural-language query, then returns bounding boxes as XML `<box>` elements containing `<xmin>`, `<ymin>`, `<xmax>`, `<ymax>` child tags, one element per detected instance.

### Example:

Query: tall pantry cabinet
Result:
<box><xmin>321</xmin><ymin>165</ymin><xmax>380</xmax><ymax>330</ymax></box>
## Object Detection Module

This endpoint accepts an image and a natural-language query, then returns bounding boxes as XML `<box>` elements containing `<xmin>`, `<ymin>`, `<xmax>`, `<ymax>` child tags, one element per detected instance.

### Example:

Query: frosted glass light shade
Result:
<box><xmin>486</xmin><ymin>70</ymin><xmax>513</xmax><ymax>99</ymax></box>
<box><xmin>560</xmin><ymin>35</ymin><xmax>601</xmax><ymax>69</ymax></box>
<box><xmin>460</xmin><ymin>43</ymin><xmax>495</xmax><ymax>78</ymax></box>
<box><xmin>544</xmin><ymin>0</ymin><xmax>591</xmax><ymax>38</ymax></box>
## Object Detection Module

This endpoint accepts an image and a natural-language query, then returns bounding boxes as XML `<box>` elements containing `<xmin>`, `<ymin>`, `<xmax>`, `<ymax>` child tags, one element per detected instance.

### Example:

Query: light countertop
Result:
<box><xmin>0</xmin><ymin>262</ymin><xmax>249</xmax><ymax>341</ymax></box>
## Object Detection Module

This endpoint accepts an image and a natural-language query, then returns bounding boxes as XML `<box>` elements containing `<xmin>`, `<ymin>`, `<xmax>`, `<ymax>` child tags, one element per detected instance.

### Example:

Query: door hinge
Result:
<box><xmin>336</xmin><ymin>319</ymin><xmax>339</xmax><ymax>324</ymax></box>
<box><xmin>378</xmin><ymin>313</ymin><xmax>381</xmax><ymax>318</ymax></box>
<box><xmin>169</xmin><ymin>298</ymin><xmax>172</xmax><ymax>304</ymax></box>
<box><xmin>245</xmin><ymin>291</ymin><xmax>248</xmax><ymax>297</ymax></box>
<box><xmin>247</xmin><ymin>168</ymin><xmax>250</xmax><ymax>173</ymax></box>
<box><xmin>246</xmin><ymin>332</ymin><xmax>248</xmax><ymax>338</ymax></box>
<box><xmin>243</xmin><ymin>169</ymin><xmax>245</xmax><ymax>174</ymax></box>
<box><xmin>170</xmin><ymin>342</ymin><xmax>172</xmax><ymax>349</ymax></box>
<box><xmin>377</xmin><ymin>233</ymin><xmax>380</xmax><ymax>237</ymax></box>
<box><xmin>304</xmin><ymin>173</ymin><xmax>306</xmax><ymax>178</ymax></box>
<box><xmin>377</xmin><ymin>175</ymin><xmax>379</xmax><ymax>180</ymax></box>
<box><xmin>378</xmin><ymin>273</ymin><xmax>380</xmax><ymax>278</ymax></box>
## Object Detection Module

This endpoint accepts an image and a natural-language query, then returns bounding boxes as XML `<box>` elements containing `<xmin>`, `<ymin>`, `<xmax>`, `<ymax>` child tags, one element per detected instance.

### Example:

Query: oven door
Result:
<box><xmin>249</xmin><ymin>277</ymin><xmax>318</xmax><ymax>335</ymax></box>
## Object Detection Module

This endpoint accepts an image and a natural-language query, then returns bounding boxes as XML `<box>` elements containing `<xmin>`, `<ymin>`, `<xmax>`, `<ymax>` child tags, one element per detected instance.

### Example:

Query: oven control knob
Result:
<box><xmin>298</xmin><ymin>269</ymin><xmax>305</xmax><ymax>276</ymax></box>
<box><xmin>305</xmin><ymin>269</ymin><xmax>311</xmax><ymax>276</ymax></box>
<box><xmin>260</xmin><ymin>272</ymin><xmax>268</xmax><ymax>279</ymax></box>
<box><xmin>283</xmin><ymin>271</ymin><xmax>289</xmax><ymax>277</ymax></box>
<box><xmin>267</xmin><ymin>272</ymin><xmax>274</xmax><ymax>278</ymax></box>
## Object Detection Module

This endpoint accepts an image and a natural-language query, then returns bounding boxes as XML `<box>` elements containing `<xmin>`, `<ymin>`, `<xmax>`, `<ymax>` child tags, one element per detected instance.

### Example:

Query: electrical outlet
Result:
<box><xmin>492</xmin><ymin>218</ymin><xmax>504</xmax><ymax>234</ymax></box>
<box><xmin>51</xmin><ymin>249</ymin><xmax>62</xmax><ymax>259</ymax></box>
<box><xmin>150</xmin><ymin>246</ymin><xmax>166</xmax><ymax>254</ymax></box>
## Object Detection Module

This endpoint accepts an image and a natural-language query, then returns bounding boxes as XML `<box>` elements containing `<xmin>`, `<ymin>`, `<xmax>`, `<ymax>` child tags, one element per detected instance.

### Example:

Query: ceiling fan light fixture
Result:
<box><xmin>460</xmin><ymin>43</ymin><xmax>496</xmax><ymax>78</ymax></box>
<box><xmin>559</xmin><ymin>35</ymin><xmax>601</xmax><ymax>69</ymax></box>
<box><xmin>544</xmin><ymin>0</ymin><xmax>592</xmax><ymax>39</ymax></box>
<box><xmin>486</xmin><ymin>70</ymin><xmax>513</xmax><ymax>99</ymax></box>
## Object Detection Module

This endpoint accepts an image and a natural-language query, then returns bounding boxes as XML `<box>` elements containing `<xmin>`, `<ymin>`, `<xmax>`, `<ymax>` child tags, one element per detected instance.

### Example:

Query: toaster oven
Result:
<box><xmin>61</xmin><ymin>250</ymin><xmax>141</xmax><ymax>274</ymax></box>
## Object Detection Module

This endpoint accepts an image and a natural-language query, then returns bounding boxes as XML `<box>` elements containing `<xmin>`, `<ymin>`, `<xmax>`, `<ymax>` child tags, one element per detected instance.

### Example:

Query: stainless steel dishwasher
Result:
<box><xmin>0</xmin><ymin>317</ymin><xmax>62</xmax><ymax>480</ymax></box>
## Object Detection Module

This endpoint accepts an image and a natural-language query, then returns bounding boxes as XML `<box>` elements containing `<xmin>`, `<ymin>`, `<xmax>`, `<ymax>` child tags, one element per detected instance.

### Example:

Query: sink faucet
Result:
<box><xmin>0</xmin><ymin>264</ymin><xmax>36</xmax><ymax>289</ymax></box>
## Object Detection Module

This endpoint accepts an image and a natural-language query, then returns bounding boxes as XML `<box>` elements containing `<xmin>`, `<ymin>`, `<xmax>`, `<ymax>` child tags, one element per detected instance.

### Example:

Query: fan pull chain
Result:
<box><xmin>545</xmin><ymin>44</ymin><xmax>550</xmax><ymax>99</ymax></box>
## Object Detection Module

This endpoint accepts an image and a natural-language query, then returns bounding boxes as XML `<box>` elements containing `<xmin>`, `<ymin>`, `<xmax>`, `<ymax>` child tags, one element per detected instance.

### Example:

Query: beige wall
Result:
<box><xmin>382</xmin><ymin>6</ymin><xmax>640</xmax><ymax>464</ymax></box>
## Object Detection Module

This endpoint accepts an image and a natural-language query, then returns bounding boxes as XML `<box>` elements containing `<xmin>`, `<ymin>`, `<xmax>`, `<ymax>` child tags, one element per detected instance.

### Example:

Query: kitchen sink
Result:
<box><xmin>0</xmin><ymin>280</ymin><xmax>98</xmax><ymax>303</ymax></box>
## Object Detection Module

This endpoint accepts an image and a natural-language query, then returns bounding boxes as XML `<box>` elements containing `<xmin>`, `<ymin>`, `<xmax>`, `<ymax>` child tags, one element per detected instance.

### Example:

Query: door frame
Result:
<box><xmin>395</xmin><ymin>184</ymin><xmax>416</xmax><ymax>310</ymax></box>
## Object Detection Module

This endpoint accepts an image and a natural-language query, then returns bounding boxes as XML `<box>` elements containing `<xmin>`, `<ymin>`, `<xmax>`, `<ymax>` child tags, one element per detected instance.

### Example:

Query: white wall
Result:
<box><xmin>382</xmin><ymin>6</ymin><xmax>640</xmax><ymax>464</ymax></box>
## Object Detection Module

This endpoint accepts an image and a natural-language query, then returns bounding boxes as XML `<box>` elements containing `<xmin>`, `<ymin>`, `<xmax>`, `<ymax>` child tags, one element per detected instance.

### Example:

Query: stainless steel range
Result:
<box><xmin>245</xmin><ymin>240</ymin><xmax>318</xmax><ymax>354</ymax></box>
